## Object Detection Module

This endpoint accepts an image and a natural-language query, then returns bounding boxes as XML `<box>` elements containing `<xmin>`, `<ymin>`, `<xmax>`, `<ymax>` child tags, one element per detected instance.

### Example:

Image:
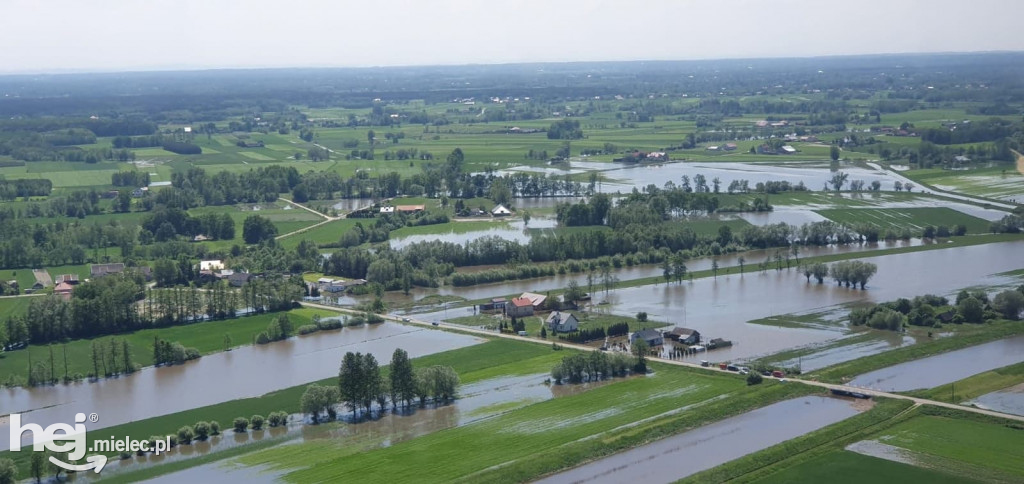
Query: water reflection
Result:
<box><xmin>1</xmin><ymin>323</ymin><xmax>484</xmax><ymax>451</ymax></box>
<box><xmin>536</xmin><ymin>395</ymin><xmax>864</xmax><ymax>484</ymax></box>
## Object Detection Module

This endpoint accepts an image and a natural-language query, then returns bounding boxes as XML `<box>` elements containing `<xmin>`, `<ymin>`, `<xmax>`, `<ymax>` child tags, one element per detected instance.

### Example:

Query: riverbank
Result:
<box><xmin>903</xmin><ymin>360</ymin><xmax>1024</xmax><ymax>404</ymax></box>
<box><xmin>807</xmin><ymin>321</ymin><xmax>1024</xmax><ymax>384</ymax></box>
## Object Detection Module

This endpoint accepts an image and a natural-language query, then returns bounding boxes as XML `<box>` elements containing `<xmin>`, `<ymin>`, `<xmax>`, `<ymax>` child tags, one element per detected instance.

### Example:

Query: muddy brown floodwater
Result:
<box><xmin>848</xmin><ymin>335</ymin><xmax>1024</xmax><ymax>391</ymax></box>
<box><xmin>536</xmin><ymin>395</ymin><xmax>863</xmax><ymax>484</ymax></box>
<box><xmin>0</xmin><ymin>322</ymin><xmax>484</xmax><ymax>451</ymax></box>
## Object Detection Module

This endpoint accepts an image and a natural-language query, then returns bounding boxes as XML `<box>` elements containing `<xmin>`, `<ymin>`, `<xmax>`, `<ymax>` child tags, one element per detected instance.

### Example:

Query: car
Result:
<box><xmin>431</xmin><ymin>322</ymin><xmax>439</xmax><ymax>326</ymax></box>
<box><xmin>739</xmin><ymin>369</ymin><xmax>749</xmax><ymax>375</ymax></box>
<box><xmin>726</xmin><ymin>364</ymin><xmax>739</xmax><ymax>372</ymax></box>
<box><xmin>401</xmin><ymin>317</ymin><xmax>410</xmax><ymax>322</ymax></box>
<box><xmin>700</xmin><ymin>360</ymin><xmax>709</xmax><ymax>367</ymax></box>
<box><xmin>778</xmin><ymin>378</ymin><xmax>787</xmax><ymax>383</ymax></box>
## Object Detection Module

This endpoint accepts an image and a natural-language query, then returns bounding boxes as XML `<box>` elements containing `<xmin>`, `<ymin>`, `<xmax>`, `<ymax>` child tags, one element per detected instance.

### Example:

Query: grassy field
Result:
<box><xmin>874</xmin><ymin>414</ymin><xmax>1024</xmax><ymax>478</ymax></box>
<box><xmin>0</xmin><ymin>295</ymin><xmax>40</xmax><ymax>320</ymax></box>
<box><xmin>902</xmin><ymin>164</ymin><xmax>1024</xmax><ymax>201</ymax></box>
<box><xmin>754</xmin><ymin>450</ymin><xmax>976</xmax><ymax>484</ymax></box>
<box><xmin>905</xmin><ymin>360</ymin><xmax>1024</xmax><ymax>403</ymax></box>
<box><xmin>236</xmin><ymin>363</ymin><xmax>803</xmax><ymax>484</ymax></box>
<box><xmin>0</xmin><ymin>308</ymin><xmax>326</xmax><ymax>384</ymax></box>
<box><xmin>276</xmin><ymin>218</ymin><xmax>363</xmax><ymax>248</ymax></box>
<box><xmin>0</xmin><ymin>338</ymin><xmax>553</xmax><ymax>480</ymax></box>
<box><xmin>815</xmin><ymin>207</ymin><xmax>991</xmax><ymax>234</ymax></box>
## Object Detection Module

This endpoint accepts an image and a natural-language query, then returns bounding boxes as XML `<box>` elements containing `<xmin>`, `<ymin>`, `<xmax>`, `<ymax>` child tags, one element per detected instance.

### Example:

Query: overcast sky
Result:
<box><xmin>3</xmin><ymin>0</ymin><xmax>1023</xmax><ymax>73</ymax></box>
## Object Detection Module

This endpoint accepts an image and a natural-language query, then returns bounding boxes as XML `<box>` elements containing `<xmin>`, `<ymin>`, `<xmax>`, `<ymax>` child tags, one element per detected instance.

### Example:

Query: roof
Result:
<box><xmin>395</xmin><ymin>205</ymin><xmax>425</xmax><ymax>212</ymax></box>
<box><xmin>490</xmin><ymin>297</ymin><xmax>506</xmax><ymax>303</ymax></box>
<box><xmin>491</xmin><ymin>204</ymin><xmax>512</xmax><ymax>215</ymax></box>
<box><xmin>199</xmin><ymin>260</ymin><xmax>223</xmax><ymax>271</ymax></box>
<box><xmin>90</xmin><ymin>263</ymin><xmax>125</xmax><ymax>276</ymax></box>
<box><xmin>55</xmin><ymin>274</ymin><xmax>79</xmax><ymax>284</ymax></box>
<box><xmin>546</xmin><ymin>311</ymin><xmax>577</xmax><ymax>324</ymax></box>
<box><xmin>667</xmin><ymin>327</ymin><xmax>699</xmax><ymax>337</ymax></box>
<box><xmin>54</xmin><ymin>282</ymin><xmax>73</xmax><ymax>293</ymax></box>
<box><xmin>380</xmin><ymin>206</ymin><xmax>396</xmax><ymax>213</ymax></box>
<box><xmin>520</xmin><ymin>292</ymin><xmax>547</xmax><ymax>306</ymax></box>
<box><xmin>510</xmin><ymin>297</ymin><xmax>533</xmax><ymax>308</ymax></box>
<box><xmin>317</xmin><ymin>277</ymin><xmax>335</xmax><ymax>284</ymax></box>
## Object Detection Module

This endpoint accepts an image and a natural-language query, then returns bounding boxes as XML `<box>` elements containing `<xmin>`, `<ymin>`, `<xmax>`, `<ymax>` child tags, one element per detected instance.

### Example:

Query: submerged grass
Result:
<box><xmin>904</xmin><ymin>360</ymin><xmax>1024</xmax><ymax>403</ymax></box>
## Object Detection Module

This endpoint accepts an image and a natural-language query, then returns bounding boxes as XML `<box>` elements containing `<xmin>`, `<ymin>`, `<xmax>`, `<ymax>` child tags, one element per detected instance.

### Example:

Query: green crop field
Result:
<box><xmin>875</xmin><ymin>415</ymin><xmax>1024</xmax><ymax>478</ymax></box>
<box><xmin>754</xmin><ymin>450</ymin><xmax>975</xmax><ymax>484</ymax></box>
<box><xmin>902</xmin><ymin>165</ymin><xmax>1024</xmax><ymax>201</ymax></box>
<box><xmin>815</xmin><ymin>207</ymin><xmax>991</xmax><ymax>234</ymax></box>
<box><xmin>277</xmin><ymin>218</ymin><xmax>363</xmax><ymax>248</ymax></box>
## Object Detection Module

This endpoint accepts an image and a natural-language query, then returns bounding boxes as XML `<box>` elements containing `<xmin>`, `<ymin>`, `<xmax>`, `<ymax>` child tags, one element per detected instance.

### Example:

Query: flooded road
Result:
<box><xmin>970</xmin><ymin>382</ymin><xmax>1024</xmax><ymax>417</ymax></box>
<box><xmin>849</xmin><ymin>335</ymin><xmax>1024</xmax><ymax>391</ymax></box>
<box><xmin>0</xmin><ymin>323</ymin><xmax>483</xmax><ymax>451</ymax></box>
<box><xmin>536</xmin><ymin>395</ymin><xmax>864</xmax><ymax>484</ymax></box>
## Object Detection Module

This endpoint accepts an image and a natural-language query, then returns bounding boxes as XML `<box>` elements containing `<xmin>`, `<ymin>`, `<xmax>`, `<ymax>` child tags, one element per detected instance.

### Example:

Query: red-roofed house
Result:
<box><xmin>507</xmin><ymin>297</ymin><xmax>535</xmax><ymax>318</ymax></box>
<box><xmin>54</xmin><ymin>282</ymin><xmax>74</xmax><ymax>301</ymax></box>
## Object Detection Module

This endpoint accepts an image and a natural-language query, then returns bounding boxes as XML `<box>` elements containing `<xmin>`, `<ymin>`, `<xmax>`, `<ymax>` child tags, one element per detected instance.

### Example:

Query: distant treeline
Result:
<box><xmin>111</xmin><ymin>171</ymin><xmax>150</xmax><ymax>187</ymax></box>
<box><xmin>161</xmin><ymin>140</ymin><xmax>202</xmax><ymax>155</ymax></box>
<box><xmin>0</xmin><ymin>179</ymin><xmax>51</xmax><ymax>200</ymax></box>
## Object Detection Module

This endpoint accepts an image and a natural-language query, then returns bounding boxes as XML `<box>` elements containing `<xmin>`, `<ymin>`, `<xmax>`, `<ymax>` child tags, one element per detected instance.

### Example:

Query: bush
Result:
<box><xmin>636</xmin><ymin>311</ymin><xmax>648</xmax><ymax>322</ymax></box>
<box><xmin>268</xmin><ymin>411</ymin><xmax>289</xmax><ymax>427</ymax></box>
<box><xmin>317</xmin><ymin>318</ymin><xmax>343</xmax><ymax>330</ymax></box>
<box><xmin>746</xmin><ymin>373</ymin><xmax>764</xmax><ymax>386</ymax></box>
<box><xmin>298</xmin><ymin>324</ymin><xmax>319</xmax><ymax>335</ymax></box>
<box><xmin>250</xmin><ymin>414</ymin><xmax>265</xmax><ymax>430</ymax></box>
<box><xmin>193</xmin><ymin>421</ymin><xmax>211</xmax><ymax>440</ymax></box>
<box><xmin>209</xmin><ymin>421</ymin><xmax>220</xmax><ymax>436</ymax></box>
<box><xmin>255</xmin><ymin>332</ymin><xmax>271</xmax><ymax>345</ymax></box>
<box><xmin>233</xmin><ymin>417</ymin><xmax>249</xmax><ymax>432</ymax></box>
<box><xmin>176</xmin><ymin>426</ymin><xmax>194</xmax><ymax>444</ymax></box>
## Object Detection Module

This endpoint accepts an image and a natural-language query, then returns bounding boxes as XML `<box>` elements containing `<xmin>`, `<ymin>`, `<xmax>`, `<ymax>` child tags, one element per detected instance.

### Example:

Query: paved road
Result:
<box><xmin>301</xmin><ymin>301</ymin><xmax>1024</xmax><ymax>424</ymax></box>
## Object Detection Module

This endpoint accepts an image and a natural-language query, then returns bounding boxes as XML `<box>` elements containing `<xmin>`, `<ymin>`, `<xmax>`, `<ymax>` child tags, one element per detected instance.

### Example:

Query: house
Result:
<box><xmin>227</xmin><ymin>272</ymin><xmax>253</xmax><ymax>287</ymax></box>
<box><xmin>379</xmin><ymin>206</ymin><xmax>396</xmax><ymax>214</ymax></box>
<box><xmin>723</xmin><ymin>143</ymin><xmax>737</xmax><ymax>151</ymax></box>
<box><xmin>193</xmin><ymin>234</ymin><xmax>211</xmax><ymax>242</ymax></box>
<box><xmin>953</xmin><ymin>155</ymin><xmax>971</xmax><ymax>163</ymax></box>
<box><xmin>199</xmin><ymin>260</ymin><xmax>224</xmax><ymax>272</ymax></box>
<box><xmin>55</xmin><ymin>274</ymin><xmax>79</xmax><ymax>285</ymax></box>
<box><xmin>90</xmin><ymin>263</ymin><xmax>125</xmax><ymax>278</ymax></box>
<box><xmin>395</xmin><ymin>205</ymin><xmax>425</xmax><ymax>213</ymax></box>
<box><xmin>54</xmin><ymin>281</ymin><xmax>74</xmax><ymax>301</ymax></box>
<box><xmin>705</xmin><ymin>145</ymin><xmax>720</xmax><ymax>151</ymax></box>
<box><xmin>519</xmin><ymin>292</ymin><xmax>547</xmax><ymax>309</ymax></box>
<box><xmin>664</xmin><ymin>327</ymin><xmax>701</xmax><ymax>345</ymax></box>
<box><xmin>780</xmin><ymin>145</ymin><xmax>797</xmax><ymax>154</ymax></box>
<box><xmin>546</xmin><ymin>311</ymin><xmax>579</xmax><ymax>333</ymax></box>
<box><xmin>480</xmin><ymin>297</ymin><xmax>507</xmax><ymax>312</ymax></box>
<box><xmin>506</xmin><ymin>298</ymin><xmax>535</xmax><ymax>317</ymax></box>
<box><xmin>132</xmin><ymin>265</ymin><xmax>153</xmax><ymax>281</ymax></box>
<box><xmin>317</xmin><ymin>277</ymin><xmax>335</xmax><ymax>285</ymax></box>
<box><xmin>491</xmin><ymin>204</ymin><xmax>513</xmax><ymax>217</ymax></box>
<box><xmin>629</xmin><ymin>328</ymin><xmax>663</xmax><ymax>347</ymax></box>
<box><xmin>131</xmin><ymin>187</ymin><xmax>148</xmax><ymax>198</ymax></box>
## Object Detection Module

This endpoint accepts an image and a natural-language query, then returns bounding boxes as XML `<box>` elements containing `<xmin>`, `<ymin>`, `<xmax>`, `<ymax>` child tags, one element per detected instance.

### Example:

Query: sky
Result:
<box><xmin>2</xmin><ymin>0</ymin><xmax>1023</xmax><ymax>74</ymax></box>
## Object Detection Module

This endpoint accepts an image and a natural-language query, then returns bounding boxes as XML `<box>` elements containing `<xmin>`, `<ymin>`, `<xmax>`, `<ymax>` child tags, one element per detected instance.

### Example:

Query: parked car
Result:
<box><xmin>726</xmin><ymin>364</ymin><xmax>739</xmax><ymax>372</ymax></box>
<box><xmin>431</xmin><ymin>322</ymin><xmax>439</xmax><ymax>326</ymax></box>
<box><xmin>700</xmin><ymin>360</ymin><xmax>709</xmax><ymax>367</ymax></box>
<box><xmin>517</xmin><ymin>330</ymin><xmax>527</xmax><ymax>336</ymax></box>
<box><xmin>772</xmin><ymin>370</ymin><xmax>785</xmax><ymax>378</ymax></box>
<box><xmin>401</xmin><ymin>317</ymin><xmax>410</xmax><ymax>322</ymax></box>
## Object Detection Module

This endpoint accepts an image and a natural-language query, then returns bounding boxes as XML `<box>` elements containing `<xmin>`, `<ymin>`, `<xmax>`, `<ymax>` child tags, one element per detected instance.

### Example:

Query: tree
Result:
<box><xmin>830</xmin><ymin>145</ymin><xmax>840</xmax><ymax>161</ymax></box>
<box><xmin>339</xmin><ymin>351</ymin><xmax>365</xmax><ymax>417</ymax></box>
<box><xmin>362</xmin><ymin>353</ymin><xmax>383</xmax><ymax>414</ymax></box>
<box><xmin>738</xmin><ymin>256</ymin><xmax>746</xmax><ymax>275</ymax></box>
<box><xmin>747</xmin><ymin>372</ymin><xmax>764</xmax><ymax>385</ymax></box>
<box><xmin>564</xmin><ymin>280</ymin><xmax>586</xmax><ymax>307</ymax></box>
<box><xmin>957</xmin><ymin>296</ymin><xmax>985</xmax><ymax>323</ymax></box>
<box><xmin>522</xmin><ymin>210</ymin><xmax>531</xmax><ymax>227</ymax></box>
<box><xmin>0</xmin><ymin>458</ymin><xmax>17</xmax><ymax>484</ymax></box>
<box><xmin>242</xmin><ymin>215</ymin><xmax>278</xmax><ymax>244</ymax></box>
<box><xmin>631</xmin><ymin>339</ymin><xmax>649</xmax><ymax>373</ymax></box>
<box><xmin>390</xmin><ymin>348</ymin><xmax>416</xmax><ymax>408</ymax></box>
<box><xmin>30</xmin><ymin>451</ymin><xmax>44</xmax><ymax>483</ymax></box>
<box><xmin>636</xmin><ymin>311</ymin><xmax>648</xmax><ymax>322</ymax></box>
<box><xmin>993</xmin><ymin>290</ymin><xmax>1024</xmax><ymax>320</ymax></box>
<box><xmin>540</xmin><ymin>326</ymin><xmax>547</xmax><ymax>339</ymax></box>
<box><xmin>301</xmin><ymin>384</ymin><xmax>339</xmax><ymax>423</ymax></box>
<box><xmin>233</xmin><ymin>417</ymin><xmax>249</xmax><ymax>432</ymax></box>
<box><xmin>829</xmin><ymin>171</ymin><xmax>849</xmax><ymax>192</ymax></box>
<box><xmin>711</xmin><ymin>258</ymin><xmax>720</xmax><ymax>279</ymax></box>
<box><xmin>250</xmin><ymin>414</ymin><xmax>265</xmax><ymax>430</ymax></box>
<box><xmin>176</xmin><ymin>425</ymin><xmax>194</xmax><ymax>444</ymax></box>
<box><xmin>193</xmin><ymin>421</ymin><xmax>211</xmax><ymax>440</ymax></box>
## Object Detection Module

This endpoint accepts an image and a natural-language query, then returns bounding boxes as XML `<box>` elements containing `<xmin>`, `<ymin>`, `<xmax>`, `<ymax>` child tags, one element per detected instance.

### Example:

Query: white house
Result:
<box><xmin>199</xmin><ymin>260</ymin><xmax>224</xmax><ymax>271</ymax></box>
<box><xmin>546</xmin><ymin>312</ymin><xmax>579</xmax><ymax>333</ymax></box>
<box><xmin>491</xmin><ymin>204</ymin><xmax>513</xmax><ymax>217</ymax></box>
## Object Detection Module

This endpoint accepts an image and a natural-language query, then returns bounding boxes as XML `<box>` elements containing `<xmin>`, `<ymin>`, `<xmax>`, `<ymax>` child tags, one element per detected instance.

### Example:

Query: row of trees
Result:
<box><xmin>851</xmin><ymin>286</ymin><xmax>1024</xmax><ymax>331</ymax></box>
<box><xmin>550</xmin><ymin>349</ymin><xmax>640</xmax><ymax>384</ymax></box>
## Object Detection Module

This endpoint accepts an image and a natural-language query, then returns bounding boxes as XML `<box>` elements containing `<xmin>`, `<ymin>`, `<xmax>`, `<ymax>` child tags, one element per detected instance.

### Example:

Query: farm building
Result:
<box><xmin>519</xmin><ymin>292</ymin><xmax>547</xmax><ymax>309</ymax></box>
<box><xmin>199</xmin><ymin>260</ymin><xmax>224</xmax><ymax>271</ymax></box>
<box><xmin>480</xmin><ymin>297</ymin><xmax>507</xmax><ymax>312</ymax></box>
<box><xmin>491</xmin><ymin>204</ymin><xmax>513</xmax><ymax>217</ymax></box>
<box><xmin>90</xmin><ymin>263</ymin><xmax>125</xmax><ymax>278</ymax></box>
<box><xmin>546</xmin><ymin>312</ymin><xmax>579</xmax><ymax>333</ymax></box>
<box><xmin>630</xmin><ymin>328</ymin><xmax>664</xmax><ymax>347</ymax></box>
<box><xmin>395</xmin><ymin>205</ymin><xmax>425</xmax><ymax>213</ymax></box>
<box><xmin>506</xmin><ymin>298</ymin><xmax>534</xmax><ymax>317</ymax></box>
<box><xmin>664</xmin><ymin>327</ymin><xmax>701</xmax><ymax>345</ymax></box>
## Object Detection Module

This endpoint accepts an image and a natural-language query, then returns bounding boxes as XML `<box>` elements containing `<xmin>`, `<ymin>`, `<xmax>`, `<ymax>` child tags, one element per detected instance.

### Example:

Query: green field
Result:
<box><xmin>754</xmin><ymin>450</ymin><xmax>976</xmax><ymax>484</ymax></box>
<box><xmin>905</xmin><ymin>360</ymin><xmax>1024</xmax><ymax>403</ymax></box>
<box><xmin>0</xmin><ymin>307</ymin><xmax>327</xmax><ymax>384</ymax></box>
<box><xmin>903</xmin><ymin>165</ymin><xmax>1024</xmax><ymax>201</ymax></box>
<box><xmin>815</xmin><ymin>207</ymin><xmax>991</xmax><ymax>234</ymax></box>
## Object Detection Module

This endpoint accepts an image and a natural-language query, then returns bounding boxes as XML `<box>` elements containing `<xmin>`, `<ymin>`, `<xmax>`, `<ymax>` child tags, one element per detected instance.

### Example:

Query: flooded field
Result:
<box><xmin>594</xmin><ymin>162</ymin><xmax>893</xmax><ymax>194</ymax></box>
<box><xmin>97</xmin><ymin>373</ymin><xmax>586</xmax><ymax>481</ymax></box>
<box><xmin>849</xmin><ymin>335</ymin><xmax>1024</xmax><ymax>391</ymax></box>
<box><xmin>769</xmin><ymin>332</ymin><xmax>915</xmax><ymax>372</ymax></box>
<box><xmin>970</xmin><ymin>383</ymin><xmax>1024</xmax><ymax>417</ymax></box>
<box><xmin>0</xmin><ymin>323</ymin><xmax>484</xmax><ymax>451</ymax></box>
<box><xmin>536</xmin><ymin>395</ymin><xmax>864</xmax><ymax>484</ymax></box>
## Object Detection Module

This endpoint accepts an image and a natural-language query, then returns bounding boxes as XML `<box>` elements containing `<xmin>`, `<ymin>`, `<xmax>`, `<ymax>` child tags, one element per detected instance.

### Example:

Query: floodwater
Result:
<box><xmin>97</xmin><ymin>373</ymin><xmax>592</xmax><ymax>481</ymax></box>
<box><xmin>770</xmin><ymin>333</ymin><xmax>915</xmax><ymax>373</ymax></box>
<box><xmin>970</xmin><ymin>382</ymin><xmax>1024</xmax><ymax>417</ymax></box>
<box><xmin>536</xmin><ymin>395</ymin><xmax>863</xmax><ymax>484</ymax></box>
<box><xmin>848</xmin><ymin>335</ymin><xmax>1024</xmax><ymax>391</ymax></box>
<box><xmin>594</xmin><ymin>162</ymin><xmax>894</xmax><ymax>193</ymax></box>
<box><xmin>0</xmin><ymin>323</ymin><xmax>483</xmax><ymax>451</ymax></box>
